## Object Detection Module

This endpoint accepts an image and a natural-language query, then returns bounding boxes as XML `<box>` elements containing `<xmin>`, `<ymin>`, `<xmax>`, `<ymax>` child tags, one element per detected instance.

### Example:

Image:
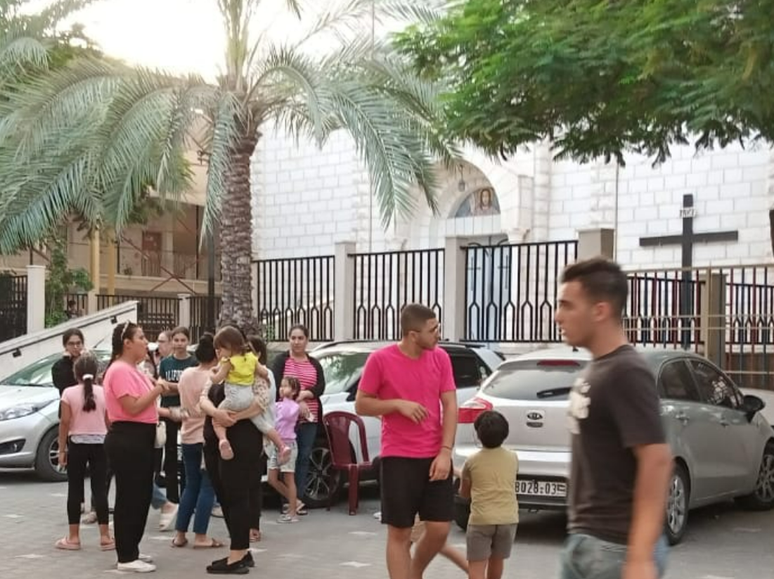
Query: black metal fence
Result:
<box><xmin>65</xmin><ymin>293</ymin><xmax>89</xmax><ymax>316</ymax></box>
<box><xmin>352</xmin><ymin>249</ymin><xmax>444</xmax><ymax>340</ymax></box>
<box><xmin>96</xmin><ymin>294</ymin><xmax>179</xmax><ymax>342</ymax></box>
<box><xmin>463</xmin><ymin>241</ymin><xmax>578</xmax><ymax>343</ymax></box>
<box><xmin>623</xmin><ymin>265</ymin><xmax>774</xmax><ymax>389</ymax></box>
<box><xmin>0</xmin><ymin>274</ymin><xmax>27</xmax><ymax>343</ymax></box>
<box><xmin>189</xmin><ymin>295</ymin><xmax>223</xmax><ymax>343</ymax></box>
<box><xmin>255</xmin><ymin>256</ymin><xmax>335</xmax><ymax>342</ymax></box>
<box><xmin>624</xmin><ymin>272</ymin><xmax>704</xmax><ymax>348</ymax></box>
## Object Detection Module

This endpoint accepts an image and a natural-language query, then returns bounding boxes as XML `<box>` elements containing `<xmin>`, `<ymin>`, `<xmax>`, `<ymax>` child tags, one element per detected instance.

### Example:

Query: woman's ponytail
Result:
<box><xmin>74</xmin><ymin>354</ymin><xmax>100</xmax><ymax>413</ymax></box>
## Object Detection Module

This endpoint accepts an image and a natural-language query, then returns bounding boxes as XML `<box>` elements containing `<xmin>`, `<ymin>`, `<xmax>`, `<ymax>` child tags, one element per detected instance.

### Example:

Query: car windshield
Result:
<box><xmin>1</xmin><ymin>351</ymin><xmax>112</xmax><ymax>388</ymax></box>
<box><xmin>312</xmin><ymin>350</ymin><xmax>371</xmax><ymax>396</ymax></box>
<box><xmin>1</xmin><ymin>353</ymin><xmax>65</xmax><ymax>387</ymax></box>
<box><xmin>481</xmin><ymin>359</ymin><xmax>587</xmax><ymax>401</ymax></box>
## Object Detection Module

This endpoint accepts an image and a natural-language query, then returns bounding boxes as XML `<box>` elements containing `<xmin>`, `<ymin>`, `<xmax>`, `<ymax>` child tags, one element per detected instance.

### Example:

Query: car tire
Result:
<box><xmin>736</xmin><ymin>442</ymin><xmax>774</xmax><ymax>511</ymax></box>
<box><xmin>35</xmin><ymin>428</ymin><xmax>67</xmax><ymax>482</ymax></box>
<box><xmin>665</xmin><ymin>462</ymin><xmax>690</xmax><ymax>545</ymax></box>
<box><xmin>301</xmin><ymin>440</ymin><xmax>342</xmax><ymax>509</ymax></box>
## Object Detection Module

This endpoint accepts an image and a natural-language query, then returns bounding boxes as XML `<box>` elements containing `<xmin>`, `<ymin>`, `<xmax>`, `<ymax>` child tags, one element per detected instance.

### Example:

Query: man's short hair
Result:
<box><xmin>560</xmin><ymin>258</ymin><xmax>628</xmax><ymax>319</ymax></box>
<box><xmin>400</xmin><ymin>304</ymin><xmax>437</xmax><ymax>336</ymax></box>
<box><xmin>474</xmin><ymin>411</ymin><xmax>509</xmax><ymax>449</ymax></box>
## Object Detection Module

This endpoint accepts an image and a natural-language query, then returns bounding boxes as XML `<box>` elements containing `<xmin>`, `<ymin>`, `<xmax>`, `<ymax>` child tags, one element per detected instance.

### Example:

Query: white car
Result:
<box><xmin>453</xmin><ymin>346</ymin><xmax>774</xmax><ymax>544</ymax></box>
<box><xmin>0</xmin><ymin>351</ymin><xmax>111</xmax><ymax>481</ymax></box>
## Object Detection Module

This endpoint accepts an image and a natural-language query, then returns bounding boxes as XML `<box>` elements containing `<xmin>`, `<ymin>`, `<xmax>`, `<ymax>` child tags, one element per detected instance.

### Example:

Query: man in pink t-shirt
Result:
<box><xmin>356</xmin><ymin>304</ymin><xmax>457</xmax><ymax>579</ymax></box>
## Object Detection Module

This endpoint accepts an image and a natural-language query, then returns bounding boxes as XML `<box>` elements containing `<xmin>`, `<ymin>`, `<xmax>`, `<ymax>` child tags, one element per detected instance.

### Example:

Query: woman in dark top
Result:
<box><xmin>52</xmin><ymin>329</ymin><xmax>85</xmax><ymax>395</ymax></box>
<box><xmin>270</xmin><ymin>324</ymin><xmax>325</xmax><ymax>513</ymax></box>
<box><xmin>200</xmin><ymin>380</ymin><xmax>263</xmax><ymax>574</ymax></box>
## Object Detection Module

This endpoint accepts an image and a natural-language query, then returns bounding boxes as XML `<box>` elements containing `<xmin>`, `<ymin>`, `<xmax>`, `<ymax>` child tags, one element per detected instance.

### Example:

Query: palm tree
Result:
<box><xmin>0</xmin><ymin>0</ymin><xmax>454</xmax><ymax>332</ymax></box>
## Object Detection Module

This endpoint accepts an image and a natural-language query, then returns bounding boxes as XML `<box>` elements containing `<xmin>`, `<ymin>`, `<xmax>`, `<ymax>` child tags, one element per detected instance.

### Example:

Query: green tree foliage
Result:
<box><xmin>396</xmin><ymin>0</ymin><xmax>774</xmax><ymax>165</ymax></box>
<box><xmin>0</xmin><ymin>0</ymin><xmax>456</xmax><ymax>331</ymax></box>
<box><xmin>44</xmin><ymin>233</ymin><xmax>92</xmax><ymax>327</ymax></box>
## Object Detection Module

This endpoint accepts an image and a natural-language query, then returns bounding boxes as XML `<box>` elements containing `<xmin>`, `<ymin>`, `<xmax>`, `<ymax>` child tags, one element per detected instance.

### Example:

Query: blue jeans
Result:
<box><xmin>560</xmin><ymin>534</ymin><xmax>669</xmax><ymax>579</ymax></box>
<box><xmin>175</xmin><ymin>443</ymin><xmax>215</xmax><ymax>535</ymax></box>
<box><xmin>294</xmin><ymin>423</ymin><xmax>318</xmax><ymax>498</ymax></box>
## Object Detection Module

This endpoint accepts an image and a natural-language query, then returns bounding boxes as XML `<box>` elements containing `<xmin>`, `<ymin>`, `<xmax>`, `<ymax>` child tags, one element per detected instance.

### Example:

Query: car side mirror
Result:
<box><xmin>741</xmin><ymin>394</ymin><xmax>765</xmax><ymax>422</ymax></box>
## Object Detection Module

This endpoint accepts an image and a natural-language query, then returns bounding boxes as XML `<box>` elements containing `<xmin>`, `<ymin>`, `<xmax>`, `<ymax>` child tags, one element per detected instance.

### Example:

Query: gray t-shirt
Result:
<box><xmin>567</xmin><ymin>345</ymin><xmax>666</xmax><ymax>544</ymax></box>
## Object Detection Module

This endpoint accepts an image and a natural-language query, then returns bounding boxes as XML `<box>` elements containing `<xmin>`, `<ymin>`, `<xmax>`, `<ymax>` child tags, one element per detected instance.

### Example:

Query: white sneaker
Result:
<box><xmin>211</xmin><ymin>506</ymin><xmax>224</xmax><ymax>518</ymax></box>
<box><xmin>373</xmin><ymin>511</ymin><xmax>382</xmax><ymax>521</ymax></box>
<box><xmin>116</xmin><ymin>560</ymin><xmax>156</xmax><ymax>573</ymax></box>
<box><xmin>138</xmin><ymin>554</ymin><xmax>154</xmax><ymax>563</ymax></box>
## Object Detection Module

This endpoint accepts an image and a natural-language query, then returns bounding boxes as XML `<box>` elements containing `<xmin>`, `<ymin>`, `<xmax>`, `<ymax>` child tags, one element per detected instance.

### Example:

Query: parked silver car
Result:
<box><xmin>0</xmin><ymin>351</ymin><xmax>111</xmax><ymax>481</ymax></box>
<box><xmin>453</xmin><ymin>346</ymin><xmax>774</xmax><ymax>545</ymax></box>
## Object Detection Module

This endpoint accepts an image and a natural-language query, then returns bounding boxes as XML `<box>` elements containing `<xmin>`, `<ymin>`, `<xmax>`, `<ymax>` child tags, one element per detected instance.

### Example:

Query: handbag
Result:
<box><xmin>155</xmin><ymin>420</ymin><xmax>167</xmax><ymax>448</ymax></box>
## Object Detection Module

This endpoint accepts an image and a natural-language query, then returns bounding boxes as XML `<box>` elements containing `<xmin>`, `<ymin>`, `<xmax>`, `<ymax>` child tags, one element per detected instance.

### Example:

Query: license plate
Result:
<box><xmin>516</xmin><ymin>479</ymin><xmax>567</xmax><ymax>497</ymax></box>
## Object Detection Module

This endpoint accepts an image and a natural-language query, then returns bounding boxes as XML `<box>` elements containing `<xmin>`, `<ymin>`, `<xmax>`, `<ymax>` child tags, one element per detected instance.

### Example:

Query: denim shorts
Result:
<box><xmin>559</xmin><ymin>533</ymin><xmax>669</xmax><ymax>579</ymax></box>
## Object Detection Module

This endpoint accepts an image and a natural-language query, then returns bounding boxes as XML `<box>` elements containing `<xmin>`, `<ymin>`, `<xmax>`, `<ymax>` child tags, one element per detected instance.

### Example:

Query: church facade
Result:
<box><xmin>251</xmin><ymin>128</ymin><xmax>773</xmax><ymax>270</ymax></box>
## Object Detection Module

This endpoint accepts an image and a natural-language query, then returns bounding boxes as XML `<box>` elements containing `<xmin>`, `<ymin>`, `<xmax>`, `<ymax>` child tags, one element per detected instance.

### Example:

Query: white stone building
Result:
<box><xmin>252</xmin><ymin>131</ymin><xmax>774</xmax><ymax>269</ymax></box>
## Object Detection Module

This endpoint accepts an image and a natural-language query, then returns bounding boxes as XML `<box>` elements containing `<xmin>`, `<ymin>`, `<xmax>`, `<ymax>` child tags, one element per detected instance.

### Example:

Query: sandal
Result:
<box><xmin>100</xmin><ymin>539</ymin><xmax>116</xmax><ymax>551</ymax></box>
<box><xmin>219</xmin><ymin>439</ymin><xmax>234</xmax><ymax>461</ymax></box>
<box><xmin>193</xmin><ymin>538</ymin><xmax>224</xmax><ymax>549</ymax></box>
<box><xmin>249</xmin><ymin>530</ymin><xmax>261</xmax><ymax>543</ymax></box>
<box><xmin>296</xmin><ymin>502</ymin><xmax>308</xmax><ymax>516</ymax></box>
<box><xmin>171</xmin><ymin>538</ymin><xmax>188</xmax><ymax>548</ymax></box>
<box><xmin>55</xmin><ymin>537</ymin><xmax>81</xmax><ymax>551</ymax></box>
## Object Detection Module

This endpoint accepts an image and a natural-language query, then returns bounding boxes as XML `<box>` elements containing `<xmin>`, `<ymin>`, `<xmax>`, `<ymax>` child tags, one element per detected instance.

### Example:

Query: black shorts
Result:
<box><xmin>380</xmin><ymin>456</ymin><xmax>454</xmax><ymax>529</ymax></box>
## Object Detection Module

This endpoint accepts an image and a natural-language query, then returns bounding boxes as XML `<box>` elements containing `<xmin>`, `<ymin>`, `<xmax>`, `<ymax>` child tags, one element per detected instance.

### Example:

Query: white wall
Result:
<box><xmin>253</xmin><ymin>125</ymin><xmax>774</xmax><ymax>270</ymax></box>
<box><xmin>0</xmin><ymin>302</ymin><xmax>138</xmax><ymax>380</ymax></box>
<box><xmin>549</xmin><ymin>142</ymin><xmax>773</xmax><ymax>267</ymax></box>
<box><xmin>253</xmin><ymin>128</ymin><xmax>368</xmax><ymax>259</ymax></box>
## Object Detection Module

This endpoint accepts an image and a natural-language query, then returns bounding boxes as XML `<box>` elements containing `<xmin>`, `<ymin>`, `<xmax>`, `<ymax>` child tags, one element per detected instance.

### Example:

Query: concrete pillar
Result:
<box><xmin>106</xmin><ymin>228</ymin><xmax>117</xmax><ymax>296</ymax></box>
<box><xmin>442</xmin><ymin>236</ymin><xmax>469</xmax><ymax>342</ymax></box>
<box><xmin>333</xmin><ymin>241</ymin><xmax>356</xmax><ymax>341</ymax></box>
<box><xmin>162</xmin><ymin>224</ymin><xmax>174</xmax><ymax>274</ymax></box>
<box><xmin>700</xmin><ymin>271</ymin><xmax>726</xmax><ymax>368</ymax></box>
<box><xmin>178</xmin><ymin>293</ymin><xmax>191</xmax><ymax>329</ymax></box>
<box><xmin>26</xmin><ymin>265</ymin><xmax>45</xmax><ymax>333</ymax></box>
<box><xmin>577</xmin><ymin>228</ymin><xmax>615</xmax><ymax>261</ymax></box>
<box><xmin>89</xmin><ymin>228</ymin><xmax>100</xmax><ymax>291</ymax></box>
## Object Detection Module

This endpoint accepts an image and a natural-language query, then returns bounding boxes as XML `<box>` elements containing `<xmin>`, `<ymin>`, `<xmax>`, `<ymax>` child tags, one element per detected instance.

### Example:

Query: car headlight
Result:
<box><xmin>0</xmin><ymin>404</ymin><xmax>45</xmax><ymax>421</ymax></box>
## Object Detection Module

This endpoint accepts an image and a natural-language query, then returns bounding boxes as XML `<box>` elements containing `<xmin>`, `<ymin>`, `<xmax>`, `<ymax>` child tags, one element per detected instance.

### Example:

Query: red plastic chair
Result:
<box><xmin>323</xmin><ymin>411</ymin><xmax>372</xmax><ymax>515</ymax></box>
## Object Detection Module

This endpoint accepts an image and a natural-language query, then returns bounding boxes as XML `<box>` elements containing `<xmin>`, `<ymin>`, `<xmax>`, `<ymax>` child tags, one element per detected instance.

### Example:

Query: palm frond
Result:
<box><xmin>251</xmin><ymin>44</ymin><xmax>326</xmax><ymax>145</ymax></box>
<box><xmin>35</xmin><ymin>0</ymin><xmax>98</xmax><ymax>31</ymax></box>
<box><xmin>294</xmin><ymin>0</ymin><xmax>447</xmax><ymax>49</ymax></box>
<box><xmin>0</xmin><ymin>35</ymin><xmax>47</xmax><ymax>68</ymax></box>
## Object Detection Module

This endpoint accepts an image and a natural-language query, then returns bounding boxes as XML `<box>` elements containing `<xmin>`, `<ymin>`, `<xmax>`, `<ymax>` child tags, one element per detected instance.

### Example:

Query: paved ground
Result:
<box><xmin>0</xmin><ymin>469</ymin><xmax>772</xmax><ymax>578</ymax></box>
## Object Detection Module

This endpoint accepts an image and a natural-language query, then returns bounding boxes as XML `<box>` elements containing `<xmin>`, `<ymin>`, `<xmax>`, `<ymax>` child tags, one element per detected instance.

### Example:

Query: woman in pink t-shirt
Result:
<box><xmin>103</xmin><ymin>321</ymin><xmax>169</xmax><ymax>574</ymax></box>
<box><xmin>55</xmin><ymin>353</ymin><xmax>113</xmax><ymax>552</ymax></box>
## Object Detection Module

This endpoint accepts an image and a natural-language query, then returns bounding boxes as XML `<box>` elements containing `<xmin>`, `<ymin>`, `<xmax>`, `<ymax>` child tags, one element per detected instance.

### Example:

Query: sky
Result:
<box><xmin>43</xmin><ymin>0</ymin><xmax>382</xmax><ymax>80</ymax></box>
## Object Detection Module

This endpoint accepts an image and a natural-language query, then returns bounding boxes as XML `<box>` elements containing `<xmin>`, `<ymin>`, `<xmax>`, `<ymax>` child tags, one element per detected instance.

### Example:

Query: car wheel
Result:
<box><xmin>301</xmin><ymin>442</ymin><xmax>342</xmax><ymax>509</ymax></box>
<box><xmin>665</xmin><ymin>463</ymin><xmax>690</xmax><ymax>545</ymax></box>
<box><xmin>737</xmin><ymin>442</ymin><xmax>774</xmax><ymax>511</ymax></box>
<box><xmin>35</xmin><ymin>428</ymin><xmax>67</xmax><ymax>482</ymax></box>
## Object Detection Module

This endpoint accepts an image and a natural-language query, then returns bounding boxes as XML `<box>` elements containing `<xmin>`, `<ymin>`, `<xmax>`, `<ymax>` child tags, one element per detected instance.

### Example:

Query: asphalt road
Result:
<box><xmin>0</xmin><ymin>470</ymin><xmax>772</xmax><ymax>578</ymax></box>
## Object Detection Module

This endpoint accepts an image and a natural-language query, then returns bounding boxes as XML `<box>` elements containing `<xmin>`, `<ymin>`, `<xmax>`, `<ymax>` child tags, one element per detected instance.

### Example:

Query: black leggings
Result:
<box><xmin>204</xmin><ymin>420</ymin><xmax>263</xmax><ymax>551</ymax></box>
<box><xmin>162</xmin><ymin>417</ymin><xmax>181</xmax><ymax>502</ymax></box>
<box><xmin>105</xmin><ymin>422</ymin><xmax>155</xmax><ymax>564</ymax></box>
<box><xmin>66</xmin><ymin>441</ymin><xmax>109</xmax><ymax>525</ymax></box>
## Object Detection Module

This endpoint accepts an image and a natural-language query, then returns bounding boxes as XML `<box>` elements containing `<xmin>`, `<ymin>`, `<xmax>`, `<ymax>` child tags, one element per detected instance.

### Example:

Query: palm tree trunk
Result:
<box><xmin>219</xmin><ymin>129</ymin><xmax>258</xmax><ymax>334</ymax></box>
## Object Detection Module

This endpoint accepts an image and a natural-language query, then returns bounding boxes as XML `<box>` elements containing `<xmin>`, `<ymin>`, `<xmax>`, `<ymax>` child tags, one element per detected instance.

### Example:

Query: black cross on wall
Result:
<box><xmin>639</xmin><ymin>193</ymin><xmax>738</xmax><ymax>348</ymax></box>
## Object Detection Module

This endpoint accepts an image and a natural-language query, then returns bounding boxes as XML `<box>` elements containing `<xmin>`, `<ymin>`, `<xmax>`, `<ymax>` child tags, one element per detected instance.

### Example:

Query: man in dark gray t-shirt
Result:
<box><xmin>555</xmin><ymin>258</ymin><xmax>672</xmax><ymax>579</ymax></box>
<box><xmin>567</xmin><ymin>345</ymin><xmax>665</xmax><ymax>544</ymax></box>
